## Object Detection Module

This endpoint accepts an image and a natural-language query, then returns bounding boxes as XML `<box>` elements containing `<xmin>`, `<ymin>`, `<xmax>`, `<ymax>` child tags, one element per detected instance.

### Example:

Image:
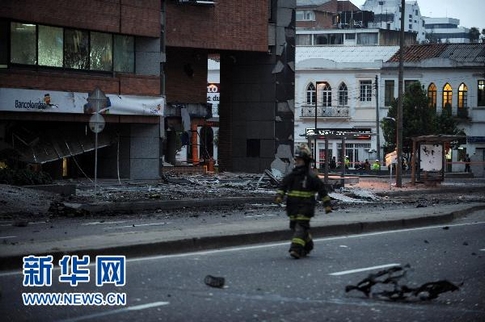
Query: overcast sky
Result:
<box><xmin>351</xmin><ymin>0</ymin><xmax>484</xmax><ymax>29</ymax></box>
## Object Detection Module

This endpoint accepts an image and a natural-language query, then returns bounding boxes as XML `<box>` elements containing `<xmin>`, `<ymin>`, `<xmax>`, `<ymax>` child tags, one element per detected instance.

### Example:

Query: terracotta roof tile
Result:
<box><xmin>387</xmin><ymin>44</ymin><xmax>448</xmax><ymax>62</ymax></box>
<box><xmin>387</xmin><ymin>43</ymin><xmax>485</xmax><ymax>63</ymax></box>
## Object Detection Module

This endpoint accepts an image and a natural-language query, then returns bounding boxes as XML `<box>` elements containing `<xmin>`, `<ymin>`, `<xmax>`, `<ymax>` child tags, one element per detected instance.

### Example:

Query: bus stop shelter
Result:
<box><xmin>410</xmin><ymin>134</ymin><xmax>466</xmax><ymax>185</ymax></box>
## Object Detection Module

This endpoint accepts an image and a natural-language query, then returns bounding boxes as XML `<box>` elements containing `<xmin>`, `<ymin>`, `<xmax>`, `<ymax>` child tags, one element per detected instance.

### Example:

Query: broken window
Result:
<box><xmin>64</xmin><ymin>29</ymin><xmax>89</xmax><ymax>69</ymax></box>
<box><xmin>38</xmin><ymin>25</ymin><xmax>63</xmax><ymax>67</ymax></box>
<box><xmin>10</xmin><ymin>22</ymin><xmax>36</xmax><ymax>65</ymax></box>
<box><xmin>90</xmin><ymin>32</ymin><xmax>112</xmax><ymax>71</ymax></box>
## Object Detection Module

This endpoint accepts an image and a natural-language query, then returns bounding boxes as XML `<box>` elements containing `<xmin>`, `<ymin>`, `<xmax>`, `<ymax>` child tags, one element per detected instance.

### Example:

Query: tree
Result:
<box><xmin>425</xmin><ymin>31</ymin><xmax>441</xmax><ymax>44</ymax></box>
<box><xmin>469</xmin><ymin>27</ymin><xmax>480</xmax><ymax>43</ymax></box>
<box><xmin>381</xmin><ymin>81</ymin><xmax>462</xmax><ymax>154</ymax></box>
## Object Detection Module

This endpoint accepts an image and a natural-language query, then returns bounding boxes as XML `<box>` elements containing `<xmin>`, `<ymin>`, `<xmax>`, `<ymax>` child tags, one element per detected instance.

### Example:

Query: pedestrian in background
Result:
<box><xmin>275</xmin><ymin>143</ymin><xmax>332</xmax><ymax>259</ymax></box>
<box><xmin>464</xmin><ymin>154</ymin><xmax>471</xmax><ymax>172</ymax></box>
<box><xmin>330</xmin><ymin>156</ymin><xmax>337</xmax><ymax>170</ymax></box>
<box><xmin>372</xmin><ymin>159</ymin><xmax>380</xmax><ymax>171</ymax></box>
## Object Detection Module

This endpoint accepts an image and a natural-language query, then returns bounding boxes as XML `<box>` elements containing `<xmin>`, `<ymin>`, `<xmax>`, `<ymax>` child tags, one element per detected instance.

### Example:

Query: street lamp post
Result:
<box><xmin>314</xmin><ymin>84</ymin><xmax>318</xmax><ymax>168</ymax></box>
<box><xmin>314</xmin><ymin>81</ymin><xmax>325</xmax><ymax>168</ymax></box>
<box><xmin>396</xmin><ymin>0</ymin><xmax>405</xmax><ymax>187</ymax></box>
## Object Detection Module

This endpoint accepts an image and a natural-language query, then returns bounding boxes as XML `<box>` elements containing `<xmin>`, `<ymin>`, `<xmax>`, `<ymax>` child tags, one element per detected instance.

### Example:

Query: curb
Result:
<box><xmin>72</xmin><ymin>197</ymin><xmax>274</xmax><ymax>214</ymax></box>
<box><xmin>2</xmin><ymin>204</ymin><xmax>484</xmax><ymax>272</ymax></box>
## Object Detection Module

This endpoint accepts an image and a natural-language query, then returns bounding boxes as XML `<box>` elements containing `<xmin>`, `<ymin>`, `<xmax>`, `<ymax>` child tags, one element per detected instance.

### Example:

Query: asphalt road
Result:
<box><xmin>1</xmin><ymin>212</ymin><xmax>484</xmax><ymax>322</ymax></box>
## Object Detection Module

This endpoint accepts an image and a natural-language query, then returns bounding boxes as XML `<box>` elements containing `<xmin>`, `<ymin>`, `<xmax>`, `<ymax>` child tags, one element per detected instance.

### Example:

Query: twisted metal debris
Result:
<box><xmin>345</xmin><ymin>264</ymin><xmax>461</xmax><ymax>301</ymax></box>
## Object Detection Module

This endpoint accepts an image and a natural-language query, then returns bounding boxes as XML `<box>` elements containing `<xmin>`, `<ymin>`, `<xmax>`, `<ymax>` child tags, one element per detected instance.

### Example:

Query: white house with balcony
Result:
<box><xmin>295</xmin><ymin>45</ymin><xmax>399</xmax><ymax>169</ymax></box>
<box><xmin>382</xmin><ymin>43</ymin><xmax>485</xmax><ymax>176</ymax></box>
<box><xmin>295</xmin><ymin>43</ymin><xmax>485</xmax><ymax>176</ymax></box>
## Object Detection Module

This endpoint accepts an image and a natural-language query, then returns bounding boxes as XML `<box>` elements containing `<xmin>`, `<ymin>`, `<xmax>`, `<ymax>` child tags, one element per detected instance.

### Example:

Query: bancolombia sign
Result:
<box><xmin>0</xmin><ymin>88</ymin><xmax>165</xmax><ymax>116</ymax></box>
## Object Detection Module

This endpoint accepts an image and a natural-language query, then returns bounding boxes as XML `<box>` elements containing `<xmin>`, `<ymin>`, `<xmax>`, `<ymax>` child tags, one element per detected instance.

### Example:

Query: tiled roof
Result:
<box><xmin>387</xmin><ymin>43</ymin><xmax>485</xmax><ymax>63</ymax></box>
<box><xmin>296</xmin><ymin>46</ymin><xmax>400</xmax><ymax>63</ymax></box>
<box><xmin>297</xmin><ymin>0</ymin><xmax>331</xmax><ymax>7</ymax></box>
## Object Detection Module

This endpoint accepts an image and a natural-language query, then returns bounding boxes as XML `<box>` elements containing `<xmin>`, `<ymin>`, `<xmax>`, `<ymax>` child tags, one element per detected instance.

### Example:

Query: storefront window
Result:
<box><xmin>64</xmin><ymin>29</ymin><xmax>89</xmax><ymax>69</ymax></box>
<box><xmin>114</xmin><ymin>35</ymin><xmax>134</xmax><ymax>73</ymax></box>
<box><xmin>8</xmin><ymin>21</ymin><xmax>135</xmax><ymax>73</ymax></box>
<box><xmin>90</xmin><ymin>32</ymin><xmax>112</xmax><ymax>71</ymax></box>
<box><xmin>38</xmin><ymin>25</ymin><xmax>63</xmax><ymax>67</ymax></box>
<box><xmin>10</xmin><ymin>22</ymin><xmax>36</xmax><ymax>65</ymax></box>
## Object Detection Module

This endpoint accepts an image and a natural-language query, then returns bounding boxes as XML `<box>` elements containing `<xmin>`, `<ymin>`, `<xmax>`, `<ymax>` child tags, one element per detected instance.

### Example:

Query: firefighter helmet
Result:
<box><xmin>295</xmin><ymin>143</ymin><xmax>313</xmax><ymax>161</ymax></box>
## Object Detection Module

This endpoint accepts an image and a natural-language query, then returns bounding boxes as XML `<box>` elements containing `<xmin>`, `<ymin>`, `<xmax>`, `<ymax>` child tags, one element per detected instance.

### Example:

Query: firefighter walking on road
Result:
<box><xmin>275</xmin><ymin>143</ymin><xmax>332</xmax><ymax>259</ymax></box>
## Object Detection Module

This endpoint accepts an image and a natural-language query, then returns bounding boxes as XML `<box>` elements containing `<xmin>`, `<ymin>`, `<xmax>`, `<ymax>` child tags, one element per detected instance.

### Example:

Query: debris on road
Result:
<box><xmin>204</xmin><ymin>275</ymin><xmax>225</xmax><ymax>288</ymax></box>
<box><xmin>345</xmin><ymin>264</ymin><xmax>461</xmax><ymax>301</ymax></box>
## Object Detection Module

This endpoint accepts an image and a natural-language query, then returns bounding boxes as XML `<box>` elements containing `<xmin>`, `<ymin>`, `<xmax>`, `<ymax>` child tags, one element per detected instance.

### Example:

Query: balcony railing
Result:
<box><xmin>457</xmin><ymin>107</ymin><xmax>469</xmax><ymax>119</ymax></box>
<box><xmin>300</xmin><ymin>106</ymin><xmax>350</xmax><ymax>118</ymax></box>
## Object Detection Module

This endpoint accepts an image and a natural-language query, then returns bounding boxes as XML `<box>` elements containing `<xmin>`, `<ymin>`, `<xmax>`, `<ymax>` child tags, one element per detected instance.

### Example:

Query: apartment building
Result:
<box><xmin>1</xmin><ymin>0</ymin><xmax>296</xmax><ymax>179</ymax></box>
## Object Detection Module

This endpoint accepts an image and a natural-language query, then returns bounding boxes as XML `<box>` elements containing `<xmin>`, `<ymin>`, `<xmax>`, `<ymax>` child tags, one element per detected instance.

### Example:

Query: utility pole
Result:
<box><xmin>396</xmin><ymin>0</ymin><xmax>405</xmax><ymax>187</ymax></box>
<box><xmin>375</xmin><ymin>75</ymin><xmax>381</xmax><ymax>163</ymax></box>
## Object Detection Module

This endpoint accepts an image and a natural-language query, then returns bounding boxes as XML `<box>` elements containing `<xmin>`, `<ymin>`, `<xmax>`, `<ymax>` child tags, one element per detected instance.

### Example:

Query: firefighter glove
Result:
<box><xmin>275</xmin><ymin>195</ymin><xmax>283</xmax><ymax>204</ymax></box>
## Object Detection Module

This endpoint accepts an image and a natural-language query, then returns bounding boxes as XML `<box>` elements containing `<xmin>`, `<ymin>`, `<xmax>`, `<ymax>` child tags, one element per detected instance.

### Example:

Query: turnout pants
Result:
<box><xmin>289</xmin><ymin>215</ymin><xmax>314</xmax><ymax>256</ymax></box>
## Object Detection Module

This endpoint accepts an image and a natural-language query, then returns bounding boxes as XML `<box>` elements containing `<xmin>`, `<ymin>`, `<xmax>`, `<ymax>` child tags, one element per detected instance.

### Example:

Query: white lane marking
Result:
<box><xmin>82</xmin><ymin>221</ymin><xmax>128</xmax><ymax>226</ymax></box>
<box><xmin>1</xmin><ymin>221</ymin><xmax>484</xmax><ymax>277</ymax></box>
<box><xmin>0</xmin><ymin>221</ymin><xmax>47</xmax><ymax>227</ymax></box>
<box><xmin>128</xmin><ymin>221</ymin><xmax>485</xmax><ymax>263</ymax></box>
<box><xmin>329</xmin><ymin>263</ymin><xmax>401</xmax><ymax>276</ymax></box>
<box><xmin>480</xmin><ymin>249</ymin><xmax>485</xmax><ymax>252</ymax></box>
<box><xmin>104</xmin><ymin>222</ymin><xmax>170</xmax><ymax>229</ymax></box>
<box><xmin>0</xmin><ymin>235</ymin><xmax>17</xmax><ymax>239</ymax></box>
<box><xmin>59</xmin><ymin>301</ymin><xmax>170</xmax><ymax>322</ymax></box>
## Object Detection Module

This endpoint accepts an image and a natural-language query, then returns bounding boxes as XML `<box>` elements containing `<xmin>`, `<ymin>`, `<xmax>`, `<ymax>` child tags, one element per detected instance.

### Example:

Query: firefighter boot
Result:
<box><xmin>304</xmin><ymin>235</ymin><xmax>314</xmax><ymax>256</ymax></box>
<box><xmin>289</xmin><ymin>247</ymin><xmax>304</xmax><ymax>259</ymax></box>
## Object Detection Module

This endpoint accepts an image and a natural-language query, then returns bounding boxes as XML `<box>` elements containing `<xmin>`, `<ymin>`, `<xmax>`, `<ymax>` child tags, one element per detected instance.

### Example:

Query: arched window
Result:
<box><xmin>321</xmin><ymin>82</ymin><xmax>332</xmax><ymax>107</ymax></box>
<box><xmin>427</xmin><ymin>83</ymin><xmax>437</xmax><ymax>109</ymax></box>
<box><xmin>306</xmin><ymin>83</ymin><xmax>316</xmax><ymax>105</ymax></box>
<box><xmin>338</xmin><ymin>82</ymin><xmax>348</xmax><ymax>106</ymax></box>
<box><xmin>442</xmin><ymin>83</ymin><xmax>453</xmax><ymax>110</ymax></box>
<box><xmin>458</xmin><ymin>83</ymin><xmax>468</xmax><ymax>109</ymax></box>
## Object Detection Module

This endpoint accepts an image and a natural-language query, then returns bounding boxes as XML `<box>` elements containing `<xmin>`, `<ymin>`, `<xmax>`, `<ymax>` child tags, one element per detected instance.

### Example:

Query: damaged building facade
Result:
<box><xmin>0</xmin><ymin>0</ymin><xmax>296</xmax><ymax>180</ymax></box>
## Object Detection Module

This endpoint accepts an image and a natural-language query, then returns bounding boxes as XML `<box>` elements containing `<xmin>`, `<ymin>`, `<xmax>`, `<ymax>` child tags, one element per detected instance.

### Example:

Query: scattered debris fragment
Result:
<box><xmin>345</xmin><ymin>264</ymin><xmax>461</xmax><ymax>301</ymax></box>
<box><xmin>204</xmin><ymin>275</ymin><xmax>225</xmax><ymax>288</ymax></box>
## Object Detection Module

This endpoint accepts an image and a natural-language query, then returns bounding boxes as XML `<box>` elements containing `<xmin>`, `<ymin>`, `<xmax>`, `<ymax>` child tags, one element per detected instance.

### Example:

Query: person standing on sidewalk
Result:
<box><xmin>275</xmin><ymin>143</ymin><xmax>332</xmax><ymax>259</ymax></box>
<box><xmin>464</xmin><ymin>154</ymin><xmax>471</xmax><ymax>173</ymax></box>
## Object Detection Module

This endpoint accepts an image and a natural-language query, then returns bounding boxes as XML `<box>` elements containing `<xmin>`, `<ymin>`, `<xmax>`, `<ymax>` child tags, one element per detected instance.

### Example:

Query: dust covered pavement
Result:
<box><xmin>1</xmin><ymin>172</ymin><xmax>484</xmax><ymax>219</ymax></box>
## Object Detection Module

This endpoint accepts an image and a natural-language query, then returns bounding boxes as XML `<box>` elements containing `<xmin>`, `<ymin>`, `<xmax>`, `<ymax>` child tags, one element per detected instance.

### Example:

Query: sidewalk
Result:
<box><xmin>1</xmin><ymin>196</ymin><xmax>484</xmax><ymax>271</ymax></box>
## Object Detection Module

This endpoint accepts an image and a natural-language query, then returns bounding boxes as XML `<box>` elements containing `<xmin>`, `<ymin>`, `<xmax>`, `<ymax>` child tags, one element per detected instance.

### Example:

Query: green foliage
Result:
<box><xmin>469</xmin><ymin>27</ymin><xmax>481</xmax><ymax>43</ymax></box>
<box><xmin>0</xmin><ymin>168</ymin><xmax>53</xmax><ymax>186</ymax></box>
<box><xmin>382</xmin><ymin>81</ymin><xmax>462</xmax><ymax>153</ymax></box>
